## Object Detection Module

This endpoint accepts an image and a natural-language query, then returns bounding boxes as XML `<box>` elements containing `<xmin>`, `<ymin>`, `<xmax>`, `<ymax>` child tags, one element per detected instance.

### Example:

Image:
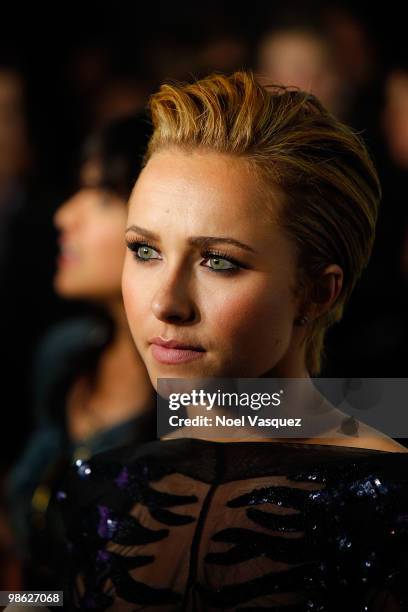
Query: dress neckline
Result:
<box><xmin>183</xmin><ymin>438</ymin><xmax>407</xmax><ymax>454</ymax></box>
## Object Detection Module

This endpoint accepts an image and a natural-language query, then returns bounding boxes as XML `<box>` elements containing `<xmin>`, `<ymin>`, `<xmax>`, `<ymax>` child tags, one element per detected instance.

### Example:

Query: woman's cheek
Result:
<box><xmin>208</xmin><ymin>285</ymin><xmax>293</xmax><ymax>366</ymax></box>
<box><xmin>123</xmin><ymin>275</ymin><xmax>142</xmax><ymax>320</ymax></box>
<box><xmin>90</xmin><ymin>222</ymin><xmax>125</xmax><ymax>279</ymax></box>
<box><xmin>122</xmin><ymin>266</ymin><xmax>153</xmax><ymax>340</ymax></box>
<box><xmin>122</xmin><ymin>264</ymin><xmax>140</xmax><ymax>328</ymax></box>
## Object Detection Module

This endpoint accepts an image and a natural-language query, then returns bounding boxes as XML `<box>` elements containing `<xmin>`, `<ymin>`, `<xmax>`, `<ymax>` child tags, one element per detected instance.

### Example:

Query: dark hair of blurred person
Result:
<box><xmin>5</xmin><ymin>113</ymin><xmax>156</xmax><ymax>590</ymax></box>
<box><xmin>91</xmin><ymin>76</ymin><xmax>151</xmax><ymax>129</ymax></box>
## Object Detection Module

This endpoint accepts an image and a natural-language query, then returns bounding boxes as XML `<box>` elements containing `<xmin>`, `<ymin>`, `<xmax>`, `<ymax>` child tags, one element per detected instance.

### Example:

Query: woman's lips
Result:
<box><xmin>57</xmin><ymin>253</ymin><xmax>77</xmax><ymax>267</ymax></box>
<box><xmin>149</xmin><ymin>338</ymin><xmax>205</xmax><ymax>365</ymax></box>
<box><xmin>57</xmin><ymin>243</ymin><xmax>80</xmax><ymax>267</ymax></box>
<box><xmin>151</xmin><ymin>344</ymin><xmax>205</xmax><ymax>364</ymax></box>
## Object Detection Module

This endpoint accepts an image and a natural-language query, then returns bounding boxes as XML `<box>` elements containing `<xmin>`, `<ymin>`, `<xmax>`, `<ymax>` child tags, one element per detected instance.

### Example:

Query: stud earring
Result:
<box><xmin>295</xmin><ymin>314</ymin><xmax>309</xmax><ymax>326</ymax></box>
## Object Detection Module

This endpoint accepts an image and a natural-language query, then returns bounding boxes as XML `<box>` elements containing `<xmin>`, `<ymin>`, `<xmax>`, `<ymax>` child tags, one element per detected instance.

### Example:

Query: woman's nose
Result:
<box><xmin>151</xmin><ymin>270</ymin><xmax>197</xmax><ymax>324</ymax></box>
<box><xmin>53</xmin><ymin>193</ymin><xmax>81</xmax><ymax>231</ymax></box>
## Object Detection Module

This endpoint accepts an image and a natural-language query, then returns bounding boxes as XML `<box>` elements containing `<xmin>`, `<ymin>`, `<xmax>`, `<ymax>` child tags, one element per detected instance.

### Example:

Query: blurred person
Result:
<box><xmin>5</xmin><ymin>113</ymin><xmax>156</xmax><ymax>590</ymax></box>
<box><xmin>92</xmin><ymin>76</ymin><xmax>151</xmax><ymax>129</ymax></box>
<box><xmin>371</xmin><ymin>67</ymin><xmax>408</xmax><ymax>297</ymax></box>
<box><xmin>147</xmin><ymin>39</ymin><xmax>202</xmax><ymax>83</ymax></box>
<box><xmin>0</xmin><ymin>65</ymin><xmax>39</xmax><ymax>588</ymax></box>
<box><xmin>197</xmin><ymin>34</ymin><xmax>249</xmax><ymax>74</ymax></box>
<box><xmin>383</xmin><ymin>69</ymin><xmax>408</xmax><ymax>170</ymax></box>
<box><xmin>61</xmin><ymin>72</ymin><xmax>408</xmax><ymax>610</ymax></box>
<box><xmin>0</xmin><ymin>67</ymin><xmax>30</xmax><ymax>207</ymax></box>
<box><xmin>0</xmin><ymin>65</ymin><xmax>32</xmax><ymax>375</ymax></box>
<box><xmin>322</xmin><ymin>6</ymin><xmax>382</xmax><ymax>137</ymax></box>
<box><xmin>323</xmin><ymin>64</ymin><xmax>408</xmax><ymax>379</ymax></box>
<box><xmin>324</xmin><ymin>7</ymin><xmax>376</xmax><ymax>92</ymax></box>
<box><xmin>64</xmin><ymin>45</ymin><xmax>152</xmax><ymax>165</ymax></box>
<box><xmin>0</xmin><ymin>62</ymin><xmax>59</xmax><ymax>462</ymax></box>
<box><xmin>257</xmin><ymin>24</ymin><xmax>346</xmax><ymax>119</ymax></box>
<box><xmin>67</xmin><ymin>43</ymin><xmax>114</xmax><ymax>101</ymax></box>
<box><xmin>0</xmin><ymin>65</ymin><xmax>32</xmax><ymax>419</ymax></box>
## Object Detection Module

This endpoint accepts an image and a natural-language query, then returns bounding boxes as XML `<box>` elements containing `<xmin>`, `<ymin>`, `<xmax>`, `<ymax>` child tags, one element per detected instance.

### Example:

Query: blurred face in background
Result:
<box><xmin>257</xmin><ymin>30</ymin><xmax>342</xmax><ymax>116</ymax></box>
<box><xmin>0</xmin><ymin>69</ymin><xmax>29</xmax><ymax>188</ymax></box>
<box><xmin>122</xmin><ymin>149</ymin><xmax>307</xmax><ymax>388</ymax></box>
<box><xmin>383</xmin><ymin>71</ymin><xmax>408</xmax><ymax>169</ymax></box>
<box><xmin>54</xmin><ymin>160</ymin><xmax>127</xmax><ymax>302</ymax></box>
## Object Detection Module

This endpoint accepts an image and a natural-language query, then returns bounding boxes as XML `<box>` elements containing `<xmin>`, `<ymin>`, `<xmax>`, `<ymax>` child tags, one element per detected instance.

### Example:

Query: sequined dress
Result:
<box><xmin>60</xmin><ymin>439</ymin><xmax>408</xmax><ymax>611</ymax></box>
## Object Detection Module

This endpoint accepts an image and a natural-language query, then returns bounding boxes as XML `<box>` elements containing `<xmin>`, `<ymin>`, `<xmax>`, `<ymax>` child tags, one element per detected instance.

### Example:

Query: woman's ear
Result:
<box><xmin>307</xmin><ymin>264</ymin><xmax>343</xmax><ymax>321</ymax></box>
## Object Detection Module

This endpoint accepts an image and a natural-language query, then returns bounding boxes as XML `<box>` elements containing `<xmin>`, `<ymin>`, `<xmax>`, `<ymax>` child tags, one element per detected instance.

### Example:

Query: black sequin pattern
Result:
<box><xmin>59</xmin><ymin>439</ymin><xmax>408</xmax><ymax>611</ymax></box>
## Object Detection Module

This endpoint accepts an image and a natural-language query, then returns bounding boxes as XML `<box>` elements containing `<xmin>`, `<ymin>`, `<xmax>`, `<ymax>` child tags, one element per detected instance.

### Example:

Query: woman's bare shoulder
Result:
<box><xmin>349</xmin><ymin>420</ymin><xmax>408</xmax><ymax>452</ymax></box>
<box><xmin>328</xmin><ymin>420</ymin><xmax>408</xmax><ymax>453</ymax></box>
<box><xmin>315</xmin><ymin>401</ymin><xmax>408</xmax><ymax>453</ymax></box>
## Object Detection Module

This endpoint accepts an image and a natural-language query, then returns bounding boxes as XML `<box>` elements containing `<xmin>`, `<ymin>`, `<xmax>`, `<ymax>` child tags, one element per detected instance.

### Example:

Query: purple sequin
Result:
<box><xmin>115</xmin><ymin>466</ymin><xmax>129</xmax><ymax>488</ymax></box>
<box><xmin>96</xmin><ymin>549</ymin><xmax>110</xmax><ymax>563</ymax></box>
<box><xmin>97</xmin><ymin>505</ymin><xmax>117</xmax><ymax>539</ymax></box>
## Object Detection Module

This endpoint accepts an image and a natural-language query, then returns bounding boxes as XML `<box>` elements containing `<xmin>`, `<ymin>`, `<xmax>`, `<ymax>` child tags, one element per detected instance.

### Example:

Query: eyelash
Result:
<box><xmin>126</xmin><ymin>240</ymin><xmax>243</xmax><ymax>273</ymax></box>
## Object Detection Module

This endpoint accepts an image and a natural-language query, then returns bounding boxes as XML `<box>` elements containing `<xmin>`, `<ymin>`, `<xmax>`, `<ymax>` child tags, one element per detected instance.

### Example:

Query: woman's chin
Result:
<box><xmin>53</xmin><ymin>276</ymin><xmax>93</xmax><ymax>301</ymax></box>
<box><xmin>147</xmin><ymin>360</ymin><xmax>218</xmax><ymax>385</ymax></box>
<box><xmin>53</xmin><ymin>276</ymin><xmax>79</xmax><ymax>298</ymax></box>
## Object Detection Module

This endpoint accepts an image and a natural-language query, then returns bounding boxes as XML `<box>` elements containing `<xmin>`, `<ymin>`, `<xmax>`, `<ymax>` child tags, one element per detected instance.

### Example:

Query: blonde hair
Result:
<box><xmin>145</xmin><ymin>71</ymin><xmax>381</xmax><ymax>375</ymax></box>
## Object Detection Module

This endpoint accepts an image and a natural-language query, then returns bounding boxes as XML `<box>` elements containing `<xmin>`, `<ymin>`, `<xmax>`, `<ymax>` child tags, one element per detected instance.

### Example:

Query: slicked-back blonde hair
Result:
<box><xmin>145</xmin><ymin>71</ymin><xmax>381</xmax><ymax>375</ymax></box>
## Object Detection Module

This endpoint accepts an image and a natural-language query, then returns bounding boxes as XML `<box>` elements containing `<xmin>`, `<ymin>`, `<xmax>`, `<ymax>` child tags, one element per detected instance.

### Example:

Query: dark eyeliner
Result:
<box><xmin>201</xmin><ymin>249</ymin><xmax>246</xmax><ymax>272</ymax></box>
<box><xmin>126</xmin><ymin>239</ymin><xmax>159</xmax><ymax>262</ymax></box>
<box><xmin>126</xmin><ymin>239</ymin><xmax>154</xmax><ymax>251</ymax></box>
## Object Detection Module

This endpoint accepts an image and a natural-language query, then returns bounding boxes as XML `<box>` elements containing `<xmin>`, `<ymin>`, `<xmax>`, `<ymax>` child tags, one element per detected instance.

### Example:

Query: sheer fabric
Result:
<box><xmin>60</xmin><ymin>439</ymin><xmax>408</xmax><ymax>611</ymax></box>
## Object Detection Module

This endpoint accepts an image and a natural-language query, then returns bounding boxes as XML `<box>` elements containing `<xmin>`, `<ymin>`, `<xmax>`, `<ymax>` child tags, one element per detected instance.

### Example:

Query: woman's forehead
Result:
<box><xmin>130</xmin><ymin>149</ymin><xmax>281</xmax><ymax>226</ymax></box>
<box><xmin>80</xmin><ymin>157</ymin><xmax>103</xmax><ymax>188</ymax></box>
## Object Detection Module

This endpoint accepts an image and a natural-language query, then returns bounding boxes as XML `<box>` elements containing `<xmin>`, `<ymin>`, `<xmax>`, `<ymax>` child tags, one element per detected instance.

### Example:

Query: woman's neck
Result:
<box><xmin>94</xmin><ymin>297</ymin><xmax>154</xmax><ymax>417</ymax></box>
<box><xmin>67</xmin><ymin>299</ymin><xmax>154</xmax><ymax>442</ymax></box>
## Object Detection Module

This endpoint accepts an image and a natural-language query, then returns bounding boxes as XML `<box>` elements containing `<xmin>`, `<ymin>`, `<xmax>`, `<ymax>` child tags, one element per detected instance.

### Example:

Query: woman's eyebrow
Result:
<box><xmin>189</xmin><ymin>236</ymin><xmax>257</xmax><ymax>253</ymax></box>
<box><xmin>126</xmin><ymin>225</ymin><xmax>159</xmax><ymax>240</ymax></box>
<box><xmin>126</xmin><ymin>225</ymin><xmax>256</xmax><ymax>254</ymax></box>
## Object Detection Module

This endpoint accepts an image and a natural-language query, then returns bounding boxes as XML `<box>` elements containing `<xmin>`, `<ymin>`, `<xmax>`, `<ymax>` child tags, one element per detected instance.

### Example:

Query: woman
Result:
<box><xmin>6</xmin><ymin>114</ymin><xmax>156</xmax><ymax>590</ymax></box>
<box><xmin>61</xmin><ymin>72</ymin><xmax>408</xmax><ymax>610</ymax></box>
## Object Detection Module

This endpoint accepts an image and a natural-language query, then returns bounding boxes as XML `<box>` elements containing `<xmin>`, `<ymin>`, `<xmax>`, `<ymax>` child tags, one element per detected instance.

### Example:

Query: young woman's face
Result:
<box><xmin>54</xmin><ymin>184</ymin><xmax>127</xmax><ymax>302</ymax></box>
<box><xmin>122</xmin><ymin>150</ymin><xmax>305</xmax><ymax>387</ymax></box>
